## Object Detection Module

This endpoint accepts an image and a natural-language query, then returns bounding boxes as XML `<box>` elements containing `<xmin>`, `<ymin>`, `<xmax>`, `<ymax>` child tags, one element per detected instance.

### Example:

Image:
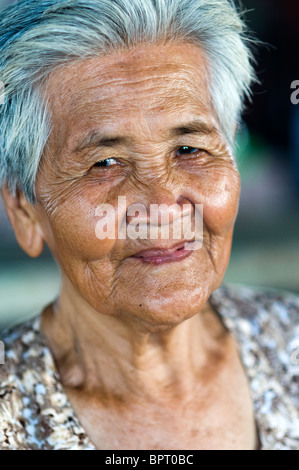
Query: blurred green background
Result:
<box><xmin>0</xmin><ymin>0</ymin><xmax>299</xmax><ymax>330</ymax></box>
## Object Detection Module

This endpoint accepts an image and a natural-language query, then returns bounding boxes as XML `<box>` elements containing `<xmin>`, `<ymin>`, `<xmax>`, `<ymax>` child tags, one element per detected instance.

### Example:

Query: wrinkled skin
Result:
<box><xmin>3</xmin><ymin>42</ymin><xmax>257</xmax><ymax>449</ymax></box>
<box><xmin>35</xmin><ymin>42</ymin><xmax>240</xmax><ymax>329</ymax></box>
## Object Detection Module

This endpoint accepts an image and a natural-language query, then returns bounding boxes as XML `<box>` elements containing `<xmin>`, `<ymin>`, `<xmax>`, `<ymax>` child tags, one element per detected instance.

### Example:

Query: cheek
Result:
<box><xmin>40</xmin><ymin>192</ymin><xmax>117</xmax><ymax>264</ymax></box>
<box><xmin>37</xmin><ymin>162</ymin><xmax>240</xmax><ymax>265</ymax></box>
<box><xmin>199</xmin><ymin>167</ymin><xmax>241</xmax><ymax>235</ymax></box>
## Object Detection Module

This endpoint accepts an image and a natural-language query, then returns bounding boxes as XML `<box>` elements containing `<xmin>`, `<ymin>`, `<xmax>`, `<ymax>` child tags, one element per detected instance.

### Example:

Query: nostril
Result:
<box><xmin>125</xmin><ymin>195</ymin><xmax>195</xmax><ymax>228</ymax></box>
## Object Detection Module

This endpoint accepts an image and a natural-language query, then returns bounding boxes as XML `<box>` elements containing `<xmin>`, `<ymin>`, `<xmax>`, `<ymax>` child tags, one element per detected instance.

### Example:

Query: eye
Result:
<box><xmin>176</xmin><ymin>146</ymin><xmax>200</xmax><ymax>156</ymax></box>
<box><xmin>93</xmin><ymin>158</ymin><xmax>118</xmax><ymax>168</ymax></box>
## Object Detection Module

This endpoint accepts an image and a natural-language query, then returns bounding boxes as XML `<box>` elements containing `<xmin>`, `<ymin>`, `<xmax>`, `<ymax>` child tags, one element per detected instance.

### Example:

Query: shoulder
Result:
<box><xmin>211</xmin><ymin>283</ymin><xmax>299</xmax><ymax>367</ymax></box>
<box><xmin>0</xmin><ymin>317</ymin><xmax>93</xmax><ymax>450</ymax></box>
<box><xmin>0</xmin><ymin>317</ymin><xmax>52</xmax><ymax>449</ymax></box>
<box><xmin>0</xmin><ymin>316</ymin><xmax>51</xmax><ymax>386</ymax></box>
<box><xmin>211</xmin><ymin>283</ymin><xmax>299</xmax><ymax>342</ymax></box>
<box><xmin>211</xmin><ymin>283</ymin><xmax>299</xmax><ymax>408</ymax></box>
<box><xmin>211</xmin><ymin>282</ymin><xmax>299</xmax><ymax>319</ymax></box>
<box><xmin>211</xmin><ymin>284</ymin><xmax>299</xmax><ymax>449</ymax></box>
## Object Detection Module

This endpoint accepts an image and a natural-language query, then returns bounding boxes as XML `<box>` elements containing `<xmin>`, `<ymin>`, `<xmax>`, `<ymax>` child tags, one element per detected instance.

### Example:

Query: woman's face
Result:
<box><xmin>34</xmin><ymin>42</ymin><xmax>240</xmax><ymax>329</ymax></box>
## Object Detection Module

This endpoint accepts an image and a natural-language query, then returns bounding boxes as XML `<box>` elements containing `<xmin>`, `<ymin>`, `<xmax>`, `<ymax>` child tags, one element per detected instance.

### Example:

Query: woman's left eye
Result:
<box><xmin>93</xmin><ymin>158</ymin><xmax>118</xmax><ymax>168</ymax></box>
<box><xmin>176</xmin><ymin>146</ymin><xmax>200</xmax><ymax>156</ymax></box>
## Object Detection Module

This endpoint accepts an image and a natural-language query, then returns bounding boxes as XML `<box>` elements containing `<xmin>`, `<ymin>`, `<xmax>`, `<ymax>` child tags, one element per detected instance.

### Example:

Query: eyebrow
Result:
<box><xmin>73</xmin><ymin>118</ymin><xmax>216</xmax><ymax>153</ymax></box>
<box><xmin>169</xmin><ymin>119</ymin><xmax>217</xmax><ymax>138</ymax></box>
<box><xmin>73</xmin><ymin>134</ymin><xmax>132</xmax><ymax>153</ymax></box>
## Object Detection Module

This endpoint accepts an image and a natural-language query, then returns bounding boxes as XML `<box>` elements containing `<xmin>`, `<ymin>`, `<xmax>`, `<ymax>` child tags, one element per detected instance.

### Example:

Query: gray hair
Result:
<box><xmin>0</xmin><ymin>0</ymin><xmax>255</xmax><ymax>203</ymax></box>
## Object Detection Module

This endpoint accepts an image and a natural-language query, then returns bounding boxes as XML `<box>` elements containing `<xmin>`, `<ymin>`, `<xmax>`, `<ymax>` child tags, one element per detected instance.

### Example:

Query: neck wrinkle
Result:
<box><xmin>41</xmin><ymin>276</ymin><xmax>224</xmax><ymax>403</ymax></box>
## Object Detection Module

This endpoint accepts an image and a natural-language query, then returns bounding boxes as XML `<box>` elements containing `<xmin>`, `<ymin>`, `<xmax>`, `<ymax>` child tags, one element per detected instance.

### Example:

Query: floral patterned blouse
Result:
<box><xmin>0</xmin><ymin>284</ymin><xmax>298</xmax><ymax>450</ymax></box>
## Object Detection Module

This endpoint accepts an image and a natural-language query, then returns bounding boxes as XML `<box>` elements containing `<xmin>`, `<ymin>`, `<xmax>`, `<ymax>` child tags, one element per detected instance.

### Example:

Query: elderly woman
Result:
<box><xmin>0</xmin><ymin>0</ymin><xmax>298</xmax><ymax>451</ymax></box>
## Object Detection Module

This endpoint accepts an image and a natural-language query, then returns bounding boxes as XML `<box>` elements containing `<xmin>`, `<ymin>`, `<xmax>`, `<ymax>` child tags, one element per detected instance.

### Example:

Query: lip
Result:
<box><xmin>131</xmin><ymin>240</ymin><xmax>194</xmax><ymax>264</ymax></box>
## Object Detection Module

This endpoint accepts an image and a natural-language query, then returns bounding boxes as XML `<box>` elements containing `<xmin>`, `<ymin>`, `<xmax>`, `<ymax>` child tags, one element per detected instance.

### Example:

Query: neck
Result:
<box><xmin>41</xmin><ymin>276</ymin><xmax>229</xmax><ymax>403</ymax></box>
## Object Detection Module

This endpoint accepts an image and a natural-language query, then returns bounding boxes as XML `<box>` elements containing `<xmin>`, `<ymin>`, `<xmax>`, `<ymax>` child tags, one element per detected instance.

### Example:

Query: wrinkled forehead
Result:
<box><xmin>45</xmin><ymin>42</ymin><xmax>217</xmax><ymax>153</ymax></box>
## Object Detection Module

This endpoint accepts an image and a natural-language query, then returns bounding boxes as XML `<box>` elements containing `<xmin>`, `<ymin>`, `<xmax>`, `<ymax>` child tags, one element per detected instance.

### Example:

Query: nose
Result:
<box><xmin>126</xmin><ymin>184</ymin><xmax>194</xmax><ymax>230</ymax></box>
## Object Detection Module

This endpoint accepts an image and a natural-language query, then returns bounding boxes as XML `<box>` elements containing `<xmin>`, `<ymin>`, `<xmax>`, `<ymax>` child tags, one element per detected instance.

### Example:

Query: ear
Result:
<box><xmin>2</xmin><ymin>186</ymin><xmax>44</xmax><ymax>258</ymax></box>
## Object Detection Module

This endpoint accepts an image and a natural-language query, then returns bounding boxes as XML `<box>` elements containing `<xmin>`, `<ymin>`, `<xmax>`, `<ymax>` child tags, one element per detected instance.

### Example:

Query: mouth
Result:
<box><xmin>130</xmin><ymin>240</ymin><xmax>194</xmax><ymax>265</ymax></box>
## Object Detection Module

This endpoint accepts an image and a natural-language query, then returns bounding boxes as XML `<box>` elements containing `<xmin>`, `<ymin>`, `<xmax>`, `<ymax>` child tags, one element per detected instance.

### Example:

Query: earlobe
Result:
<box><xmin>1</xmin><ymin>186</ymin><xmax>44</xmax><ymax>258</ymax></box>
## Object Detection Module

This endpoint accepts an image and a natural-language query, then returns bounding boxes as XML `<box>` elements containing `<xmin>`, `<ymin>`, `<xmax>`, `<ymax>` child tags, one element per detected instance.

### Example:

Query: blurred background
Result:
<box><xmin>0</xmin><ymin>0</ymin><xmax>299</xmax><ymax>329</ymax></box>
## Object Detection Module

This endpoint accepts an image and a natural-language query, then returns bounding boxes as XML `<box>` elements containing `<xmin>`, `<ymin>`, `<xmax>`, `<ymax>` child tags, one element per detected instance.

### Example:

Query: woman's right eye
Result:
<box><xmin>93</xmin><ymin>158</ymin><xmax>118</xmax><ymax>168</ymax></box>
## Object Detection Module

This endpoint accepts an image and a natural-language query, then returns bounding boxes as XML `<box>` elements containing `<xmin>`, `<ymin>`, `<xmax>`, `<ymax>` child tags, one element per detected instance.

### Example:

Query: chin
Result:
<box><xmin>113</xmin><ymin>284</ymin><xmax>212</xmax><ymax>332</ymax></box>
